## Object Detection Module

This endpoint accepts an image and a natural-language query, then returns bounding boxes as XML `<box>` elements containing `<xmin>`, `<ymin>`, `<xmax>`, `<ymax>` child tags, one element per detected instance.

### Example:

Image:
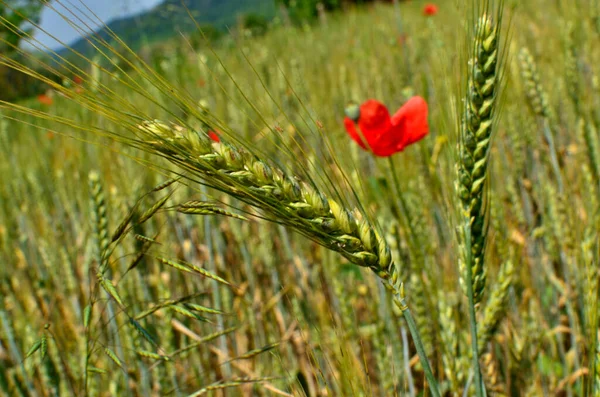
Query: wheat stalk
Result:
<box><xmin>456</xmin><ymin>10</ymin><xmax>503</xmax><ymax>396</ymax></box>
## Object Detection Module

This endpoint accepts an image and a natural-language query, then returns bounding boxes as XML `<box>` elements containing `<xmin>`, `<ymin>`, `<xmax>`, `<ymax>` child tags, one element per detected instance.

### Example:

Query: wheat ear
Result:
<box><xmin>456</xmin><ymin>12</ymin><xmax>502</xmax><ymax>397</ymax></box>
<box><xmin>138</xmin><ymin>120</ymin><xmax>392</xmax><ymax>275</ymax></box>
<box><xmin>457</xmin><ymin>14</ymin><xmax>500</xmax><ymax>306</ymax></box>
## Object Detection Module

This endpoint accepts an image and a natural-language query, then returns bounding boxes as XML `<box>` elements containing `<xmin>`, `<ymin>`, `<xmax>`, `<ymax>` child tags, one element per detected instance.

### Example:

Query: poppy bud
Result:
<box><xmin>344</xmin><ymin>102</ymin><xmax>360</xmax><ymax>122</ymax></box>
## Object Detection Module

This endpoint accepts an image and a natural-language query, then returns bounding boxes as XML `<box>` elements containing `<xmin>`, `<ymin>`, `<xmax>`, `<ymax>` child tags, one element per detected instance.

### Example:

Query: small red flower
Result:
<box><xmin>73</xmin><ymin>75</ymin><xmax>84</xmax><ymax>84</ymax></box>
<box><xmin>208</xmin><ymin>131</ymin><xmax>220</xmax><ymax>142</ymax></box>
<box><xmin>37</xmin><ymin>94</ymin><xmax>53</xmax><ymax>106</ymax></box>
<box><xmin>423</xmin><ymin>4</ymin><xmax>439</xmax><ymax>16</ymax></box>
<box><xmin>343</xmin><ymin>97</ymin><xmax>429</xmax><ymax>157</ymax></box>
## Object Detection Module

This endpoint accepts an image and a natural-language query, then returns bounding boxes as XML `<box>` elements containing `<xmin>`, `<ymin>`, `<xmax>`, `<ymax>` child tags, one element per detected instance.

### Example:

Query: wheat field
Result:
<box><xmin>0</xmin><ymin>0</ymin><xmax>599</xmax><ymax>396</ymax></box>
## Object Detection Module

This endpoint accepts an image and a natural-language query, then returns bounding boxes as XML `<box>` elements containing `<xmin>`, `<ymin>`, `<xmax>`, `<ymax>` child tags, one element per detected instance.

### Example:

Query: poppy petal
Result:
<box><xmin>391</xmin><ymin>96</ymin><xmax>429</xmax><ymax>149</ymax></box>
<box><xmin>344</xmin><ymin>117</ymin><xmax>367</xmax><ymax>149</ymax></box>
<box><xmin>364</xmin><ymin>124</ymin><xmax>405</xmax><ymax>156</ymax></box>
<box><xmin>357</xmin><ymin>100</ymin><xmax>392</xmax><ymax>140</ymax></box>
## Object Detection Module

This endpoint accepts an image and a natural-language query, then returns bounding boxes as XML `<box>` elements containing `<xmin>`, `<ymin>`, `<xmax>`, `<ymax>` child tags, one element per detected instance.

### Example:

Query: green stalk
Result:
<box><xmin>463</xmin><ymin>223</ymin><xmax>484</xmax><ymax>397</ymax></box>
<box><xmin>393</xmin><ymin>289</ymin><xmax>441</xmax><ymax>397</ymax></box>
<box><xmin>542</xmin><ymin>119</ymin><xmax>564</xmax><ymax>193</ymax></box>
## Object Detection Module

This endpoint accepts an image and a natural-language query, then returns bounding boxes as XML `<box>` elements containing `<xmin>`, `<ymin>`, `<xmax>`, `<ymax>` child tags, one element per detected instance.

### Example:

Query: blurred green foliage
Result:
<box><xmin>0</xmin><ymin>1</ymin><xmax>46</xmax><ymax>101</ymax></box>
<box><xmin>0</xmin><ymin>0</ymin><xmax>42</xmax><ymax>54</ymax></box>
<box><xmin>275</xmin><ymin>0</ymin><xmax>391</xmax><ymax>24</ymax></box>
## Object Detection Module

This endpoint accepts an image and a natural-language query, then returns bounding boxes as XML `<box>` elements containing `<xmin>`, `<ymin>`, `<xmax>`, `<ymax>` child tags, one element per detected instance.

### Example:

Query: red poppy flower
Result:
<box><xmin>73</xmin><ymin>75</ymin><xmax>84</xmax><ymax>84</ymax></box>
<box><xmin>423</xmin><ymin>4</ymin><xmax>438</xmax><ymax>16</ymax></box>
<box><xmin>343</xmin><ymin>97</ymin><xmax>429</xmax><ymax>157</ymax></box>
<box><xmin>208</xmin><ymin>131</ymin><xmax>220</xmax><ymax>142</ymax></box>
<box><xmin>37</xmin><ymin>94</ymin><xmax>53</xmax><ymax>106</ymax></box>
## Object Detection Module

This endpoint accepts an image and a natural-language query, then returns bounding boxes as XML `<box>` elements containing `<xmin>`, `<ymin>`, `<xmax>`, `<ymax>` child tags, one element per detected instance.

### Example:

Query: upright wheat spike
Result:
<box><xmin>456</xmin><ymin>11</ymin><xmax>502</xmax><ymax>397</ymax></box>
<box><xmin>595</xmin><ymin>337</ymin><xmax>600</xmax><ymax>397</ymax></box>
<box><xmin>457</xmin><ymin>14</ymin><xmax>500</xmax><ymax>306</ymax></box>
<box><xmin>518</xmin><ymin>46</ymin><xmax>564</xmax><ymax>191</ymax></box>
<box><xmin>89</xmin><ymin>171</ymin><xmax>109</xmax><ymax>273</ymax></box>
<box><xmin>518</xmin><ymin>47</ymin><xmax>551</xmax><ymax>120</ymax></box>
<box><xmin>579</xmin><ymin>118</ymin><xmax>600</xmax><ymax>186</ymax></box>
<box><xmin>438</xmin><ymin>298</ymin><xmax>459</xmax><ymax>392</ymax></box>
<box><xmin>481</xmin><ymin>352</ymin><xmax>507</xmax><ymax>396</ymax></box>
<box><xmin>563</xmin><ymin>22</ymin><xmax>580</xmax><ymax>113</ymax></box>
<box><xmin>478</xmin><ymin>260</ymin><xmax>514</xmax><ymax>352</ymax></box>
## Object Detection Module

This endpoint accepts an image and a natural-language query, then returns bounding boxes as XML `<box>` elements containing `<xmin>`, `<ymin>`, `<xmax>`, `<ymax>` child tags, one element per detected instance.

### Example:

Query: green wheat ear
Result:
<box><xmin>138</xmin><ymin>120</ymin><xmax>393</xmax><ymax>275</ymax></box>
<box><xmin>89</xmin><ymin>171</ymin><xmax>109</xmax><ymax>273</ymax></box>
<box><xmin>518</xmin><ymin>47</ymin><xmax>551</xmax><ymax>120</ymax></box>
<box><xmin>478</xmin><ymin>260</ymin><xmax>514</xmax><ymax>352</ymax></box>
<box><xmin>456</xmin><ymin>14</ymin><xmax>500</xmax><ymax>306</ymax></box>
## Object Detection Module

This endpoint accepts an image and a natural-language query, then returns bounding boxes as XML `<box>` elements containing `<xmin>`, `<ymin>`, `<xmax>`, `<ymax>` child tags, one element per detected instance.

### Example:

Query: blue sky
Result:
<box><xmin>32</xmin><ymin>0</ymin><xmax>163</xmax><ymax>49</ymax></box>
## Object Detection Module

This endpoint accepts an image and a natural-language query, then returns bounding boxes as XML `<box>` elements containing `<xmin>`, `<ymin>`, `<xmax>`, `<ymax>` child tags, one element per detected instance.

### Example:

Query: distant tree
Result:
<box><xmin>188</xmin><ymin>25</ymin><xmax>224</xmax><ymax>50</ymax></box>
<box><xmin>241</xmin><ymin>13</ymin><xmax>269</xmax><ymax>37</ymax></box>
<box><xmin>275</xmin><ymin>0</ymin><xmax>340</xmax><ymax>24</ymax></box>
<box><xmin>0</xmin><ymin>1</ymin><xmax>48</xmax><ymax>102</ymax></box>
<box><xmin>0</xmin><ymin>0</ymin><xmax>44</xmax><ymax>55</ymax></box>
<box><xmin>275</xmin><ymin>0</ymin><xmax>398</xmax><ymax>24</ymax></box>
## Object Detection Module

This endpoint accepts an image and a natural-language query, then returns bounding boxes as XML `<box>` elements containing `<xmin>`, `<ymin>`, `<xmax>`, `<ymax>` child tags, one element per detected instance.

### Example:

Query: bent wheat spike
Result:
<box><xmin>138</xmin><ymin>120</ymin><xmax>392</xmax><ymax>275</ymax></box>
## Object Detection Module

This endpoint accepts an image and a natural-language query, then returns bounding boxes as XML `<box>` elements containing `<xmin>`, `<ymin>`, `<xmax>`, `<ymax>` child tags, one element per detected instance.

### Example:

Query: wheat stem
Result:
<box><xmin>464</xmin><ymin>223</ymin><xmax>484</xmax><ymax>397</ymax></box>
<box><xmin>393</xmin><ymin>287</ymin><xmax>441</xmax><ymax>397</ymax></box>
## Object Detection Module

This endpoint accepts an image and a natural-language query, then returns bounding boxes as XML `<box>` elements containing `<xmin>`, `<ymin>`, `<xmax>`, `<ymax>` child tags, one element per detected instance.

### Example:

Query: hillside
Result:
<box><xmin>58</xmin><ymin>0</ymin><xmax>276</xmax><ymax>56</ymax></box>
